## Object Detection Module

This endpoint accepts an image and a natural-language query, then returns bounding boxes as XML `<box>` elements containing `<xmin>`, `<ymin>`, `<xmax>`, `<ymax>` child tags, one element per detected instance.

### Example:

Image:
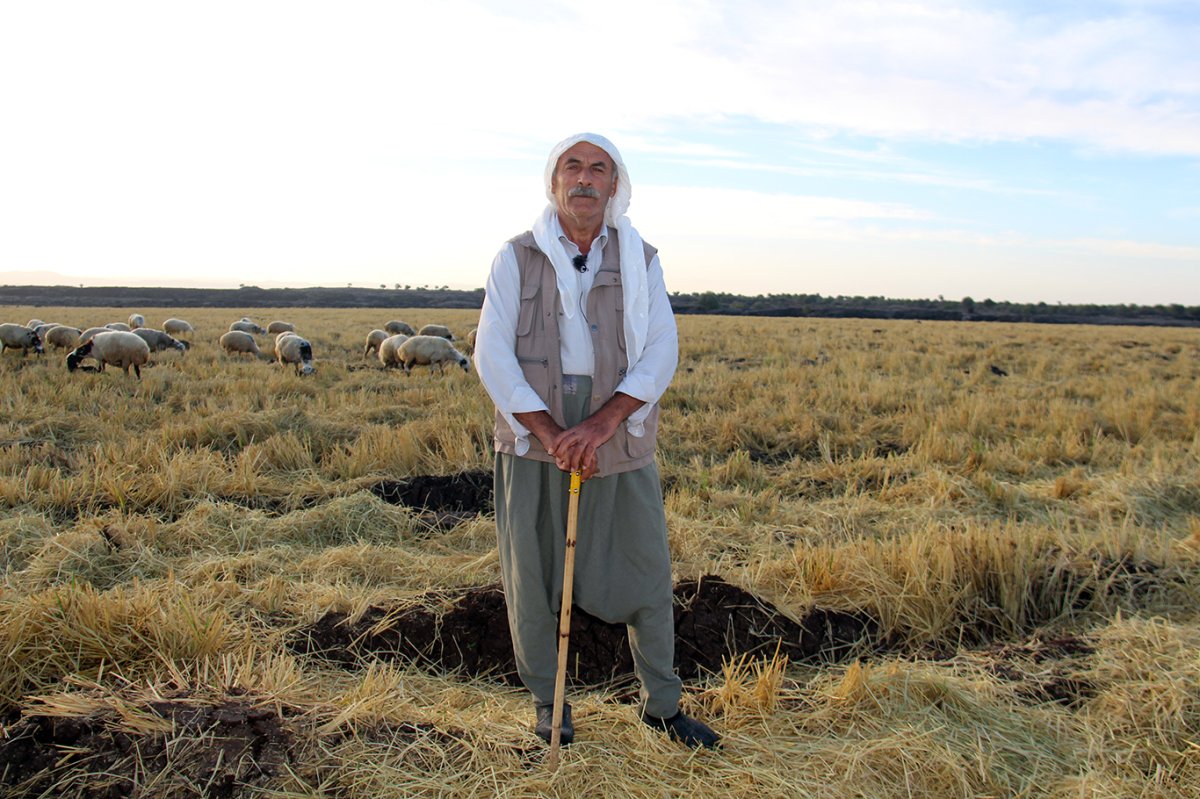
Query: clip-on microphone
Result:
<box><xmin>572</xmin><ymin>254</ymin><xmax>588</xmax><ymax>272</ymax></box>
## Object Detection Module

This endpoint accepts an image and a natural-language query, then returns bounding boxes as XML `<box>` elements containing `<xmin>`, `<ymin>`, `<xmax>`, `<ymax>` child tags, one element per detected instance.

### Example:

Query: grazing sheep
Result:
<box><xmin>67</xmin><ymin>331</ymin><xmax>151</xmax><ymax>379</ymax></box>
<box><xmin>105</xmin><ymin>322</ymin><xmax>131</xmax><ymax>332</ymax></box>
<box><xmin>131</xmin><ymin>328</ymin><xmax>189</xmax><ymax>354</ymax></box>
<box><xmin>267</xmin><ymin>320</ymin><xmax>295</xmax><ymax>334</ymax></box>
<box><xmin>162</xmin><ymin>318</ymin><xmax>194</xmax><ymax>339</ymax></box>
<box><xmin>276</xmin><ymin>335</ymin><xmax>315</xmax><ymax>376</ymax></box>
<box><xmin>385</xmin><ymin>320</ymin><xmax>416</xmax><ymax>336</ymax></box>
<box><xmin>364</xmin><ymin>329</ymin><xmax>388</xmax><ymax>359</ymax></box>
<box><xmin>272</xmin><ymin>331</ymin><xmax>300</xmax><ymax>358</ymax></box>
<box><xmin>465</xmin><ymin>327</ymin><xmax>478</xmax><ymax>353</ymax></box>
<box><xmin>44</xmin><ymin>325</ymin><xmax>84</xmax><ymax>350</ymax></box>
<box><xmin>26</xmin><ymin>319</ymin><xmax>44</xmax><ymax>329</ymax></box>
<box><xmin>377</xmin><ymin>334</ymin><xmax>410</xmax><ymax>369</ymax></box>
<box><xmin>219</xmin><ymin>330</ymin><xmax>268</xmax><ymax>359</ymax></box>
<box><xmin>34</xmin><ymin>322</ymin><xmax>63</xmax><ymax>339</ymax></box>
<box><xmin>128</xmin><ymin>313</ymin><xmax>145</xmax><ymax>329</ymax></box>
<box><xmin>229</xmin><ymin>320</ymin><xmax>266</xmax><ymax>335</ymax></box>
<box><xmin>417</xmin><ymin>323</ymin><xmax>454</xmax><ymax>340</ymax></box>
<box><xmin>76</xmin><ymin>327</ymin><xmax>110</xmax><ymax>346</ymax></box>
<box><xmin>397</xmin><ymin>335</ymin><xmax>470</xmax><ymax>375</ymax></box>
<box><xmin>0</xmin><ymin>324</ymin><xmax>44</xmax><ymax>357</ymax></box>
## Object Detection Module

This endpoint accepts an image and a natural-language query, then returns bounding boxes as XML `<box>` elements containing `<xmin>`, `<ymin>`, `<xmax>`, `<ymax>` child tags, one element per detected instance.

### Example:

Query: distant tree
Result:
<box><xmin>961</xmin><ymin>296</ymin><xmax>975</xmax><ymax>318</ymax></box>
<box><xmin>380</xmin><ymin>284</ymin><xmax>386</xmax><ymax>290</ymax></box>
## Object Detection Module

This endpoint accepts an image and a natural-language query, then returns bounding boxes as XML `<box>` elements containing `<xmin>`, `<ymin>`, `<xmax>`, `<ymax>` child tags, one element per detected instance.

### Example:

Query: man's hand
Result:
<box><xmin>512</xmin><ymin>411</ymin><xmax>564</xmax><ymax>455</ymax></box>
<box><xmin>549</xmin><ymin>393</ymin><xmax>645</xmax><ymax>481</ymax></box>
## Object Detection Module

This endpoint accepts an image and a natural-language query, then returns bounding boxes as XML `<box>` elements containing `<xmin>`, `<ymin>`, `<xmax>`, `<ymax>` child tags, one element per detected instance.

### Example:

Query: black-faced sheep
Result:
<box><xmin>131</xmin><ymin>328</ymin><xmax>189</xmax><ymax>354</ymax></box>
<box><xmin>229</xmin><ymin>320</ymin><xmax>266</xmax><ymax>335</ymax></box>
<box><xmin>76</xmin><ymin>327</ymin><xmax>109</xmax><ymax>346</ymax></box>
<box><xmin>385</xmin><ymin>320</ymin><xmax>416</xmax><ymax>336</ymax></box>
<box><xmin>272</xmin><ymin>331</ymin><xmax>299</xmax><ymax>359</ymax></box>
<box><xmin>163</xmin><ymin>318</ymin><xmax>194</xmax><ymax>339</ymax></box>
<box><xmin>67</xmin><ymin>331</ymin><xmax>151</xmax><ymax>379</ymax></box>
<box><xmin>128</xmin><ymin>314</ymin><xmax>145</xmax><ymax>329</ymax></box>
<box><xmin>377</xmin><ymin>334</ymin><xmax>410</xmax><ymax>369</ymax></box>
<box><xmin>267</xmin><ymin>321</ymin><xmax>295</xmax><ymax>334</ymax></box>
<box><xmin>43</xmin><ymin>325</ymin><xmax>84</xmax><ymax>350</ymax></box>
<box><xmin>397</xmin><ymin>335</ymin><xmax>470</xmax><ymax>375</ymax></box>
<box><xmin>364</xmin><ymin>329</ymin><xmax>388</xmax><ymax>359</ymax></box>
<box><xmin>0</xmin><ymin>324</ymin><xmax>44</xmax><ymax>357</ymax></box>
<box><xmin>276</xmin><ymin>335</ymin><xmax>315</xmax><ymax>376</ymax></box>
<box><xmin>417</xmin><ymin>324</ymin><xmax>454</xmax><ymax>340</ymax></box>
<box><xmin>219</xmin><ymin>330</ymin><xmax>269</xmax><ymax>359</ymax></box>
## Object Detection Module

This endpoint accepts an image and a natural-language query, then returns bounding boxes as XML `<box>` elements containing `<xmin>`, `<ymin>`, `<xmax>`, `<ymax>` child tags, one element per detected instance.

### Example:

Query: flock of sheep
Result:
<box><xmin>0</xmin><ymin>315</ymin><xmax>475</xmax><ymax>380</ymax></box>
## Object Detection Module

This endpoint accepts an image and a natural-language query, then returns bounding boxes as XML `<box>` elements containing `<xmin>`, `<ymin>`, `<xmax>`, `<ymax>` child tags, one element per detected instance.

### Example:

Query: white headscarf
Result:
<box><xmin>531</xmin><ymin>132</ymin><xmax>650</xmax><ymax>369</ymax></box>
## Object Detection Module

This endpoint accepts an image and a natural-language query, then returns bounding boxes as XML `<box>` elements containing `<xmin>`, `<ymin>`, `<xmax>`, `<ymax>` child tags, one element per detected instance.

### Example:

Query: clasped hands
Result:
<box><xmin>514</xmin><ymin>394</ymin><xmax>643</xmax><ymax>482</ymax></box>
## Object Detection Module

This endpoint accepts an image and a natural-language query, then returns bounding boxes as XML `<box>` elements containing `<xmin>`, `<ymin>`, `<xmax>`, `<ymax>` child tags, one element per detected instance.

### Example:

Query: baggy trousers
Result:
<box><xmin>494</xmin><ymin>376</ymin><xmax>683</xmax><ymax>719</ymax></box>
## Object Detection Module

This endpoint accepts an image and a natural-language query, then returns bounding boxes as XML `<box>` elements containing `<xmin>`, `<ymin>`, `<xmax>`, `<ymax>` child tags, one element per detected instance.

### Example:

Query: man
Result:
<box><xmin>474</xmin><ymin>132</ymin><xmax>719</xmax><ymax>749</ymax></box>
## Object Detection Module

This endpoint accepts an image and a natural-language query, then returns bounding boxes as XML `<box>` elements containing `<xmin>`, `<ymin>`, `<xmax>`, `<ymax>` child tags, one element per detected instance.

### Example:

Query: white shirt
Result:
<box><xmin>474</xmin><ymin>214</ymin><xmax>679</xmax><ymax>454</ymax></box>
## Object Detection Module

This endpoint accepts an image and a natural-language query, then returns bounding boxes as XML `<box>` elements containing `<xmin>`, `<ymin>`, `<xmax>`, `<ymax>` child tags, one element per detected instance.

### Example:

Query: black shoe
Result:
<box><xmin>534</xmin><ymin>702</ymin><xmax>573</xmax><ymax>746</ymax></box>
<box><xmin>642</xmin><ymin>710</ymin><xmax>721</xmax><ymax>749</ymax></box>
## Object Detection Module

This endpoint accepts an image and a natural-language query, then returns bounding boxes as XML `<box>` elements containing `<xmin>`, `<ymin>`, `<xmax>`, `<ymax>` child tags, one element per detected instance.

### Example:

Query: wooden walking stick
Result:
<box><xmin>547</xmin><ymin>468</ymin><xmax>582</xmax><ymax>771</ymax></box>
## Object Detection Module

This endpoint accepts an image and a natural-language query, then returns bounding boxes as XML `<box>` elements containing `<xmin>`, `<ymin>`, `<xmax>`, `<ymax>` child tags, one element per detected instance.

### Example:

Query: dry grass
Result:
<box><xmin>1</xmin><ymin>306</ymin><xmax>1198</xmax><ymax>797</ymax></box>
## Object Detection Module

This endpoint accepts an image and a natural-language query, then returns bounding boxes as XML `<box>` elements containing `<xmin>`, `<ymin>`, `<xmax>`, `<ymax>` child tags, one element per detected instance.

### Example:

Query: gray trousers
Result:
<box><xmin>494</xmin><ymin>376</ymin><xmax>682</xmax><ymax>719</ymax></box>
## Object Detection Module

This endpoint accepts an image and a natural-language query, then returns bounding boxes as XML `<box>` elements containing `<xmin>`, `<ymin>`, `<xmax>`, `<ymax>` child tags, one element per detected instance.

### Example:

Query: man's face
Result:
<box><xmin>551</xmin><ymin>141</ymin><xmax>617</xmax><ymax>228</ymax></box>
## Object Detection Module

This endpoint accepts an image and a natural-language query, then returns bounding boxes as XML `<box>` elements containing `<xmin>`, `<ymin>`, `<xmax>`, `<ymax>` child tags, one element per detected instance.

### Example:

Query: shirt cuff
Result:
<box><xmin>502</xmin><ymin>412</ymin><xmax>532</xmax><ymax>456</ymax></box>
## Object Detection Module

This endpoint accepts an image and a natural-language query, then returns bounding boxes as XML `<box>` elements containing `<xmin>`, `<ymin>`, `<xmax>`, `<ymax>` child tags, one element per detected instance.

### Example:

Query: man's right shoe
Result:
<box><xmin>534</xmin><ymin>702</ymin><xmax>573</xmax><ymax>746</ymax></box>
<box><xmin>642</xmin><ymin>710</ymin><xmax>721</xmax><ymax>749</ymax></box>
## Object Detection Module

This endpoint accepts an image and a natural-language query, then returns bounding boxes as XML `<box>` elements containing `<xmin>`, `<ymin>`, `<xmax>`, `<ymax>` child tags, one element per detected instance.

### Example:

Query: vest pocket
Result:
<box><xmin>516</xmin><ymin>283</ymin><xmax>540</xmax><ymax>337</ymax></box>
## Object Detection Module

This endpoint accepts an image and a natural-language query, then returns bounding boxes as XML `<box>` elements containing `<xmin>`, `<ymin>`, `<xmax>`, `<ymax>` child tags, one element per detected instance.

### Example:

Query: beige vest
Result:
<box><xmin>492</xmin><ymin>228</ymin><xmax>660</xmax><ymax>477</ymax></box>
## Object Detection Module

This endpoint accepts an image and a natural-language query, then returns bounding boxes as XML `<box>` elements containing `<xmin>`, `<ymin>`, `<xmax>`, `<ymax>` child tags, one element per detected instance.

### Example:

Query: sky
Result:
<box><xmin>2</xmin><ymin>0</ymin><xmax>1198</xmax><ymax>305</ymax></box>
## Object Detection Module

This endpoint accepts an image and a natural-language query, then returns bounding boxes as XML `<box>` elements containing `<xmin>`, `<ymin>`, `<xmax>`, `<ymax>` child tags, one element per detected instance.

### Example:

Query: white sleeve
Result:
<box><xmin>614</xmin><ymin>252</ymin><xmax>678</xmax><ymax>437</ymax></box>
<box><xmin>473</xmin><ymin>244</ymin><xmax>550</xmax><ymax>456</ymax></box>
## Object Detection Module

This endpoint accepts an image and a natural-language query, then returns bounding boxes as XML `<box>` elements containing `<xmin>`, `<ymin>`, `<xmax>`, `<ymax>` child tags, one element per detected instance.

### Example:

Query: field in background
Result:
<box><xmin>1</xmin><ymin>306</ymin><xmax>1198</xmax><ymax>798</ymax></box>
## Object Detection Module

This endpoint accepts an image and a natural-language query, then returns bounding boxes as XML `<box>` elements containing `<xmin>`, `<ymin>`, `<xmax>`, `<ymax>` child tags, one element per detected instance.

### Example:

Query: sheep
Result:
<box><xmin>377</xmin><ymin>334</ymin><xmax>410</xmax><ymax>369</ymax></box>
<box><xmin>385</xmin><ymin>320</ymin><xmax>416</xmax><ymax>336</ymax></box>
<box><xmin>219</xmin><ymin>330</ymin><xmax>268</xmax><ymax>359</ymax></box>
<box><xmin>267</xmin><ymin>321</ymin><xmax>295</xmax><ymax>334</ymax></box>
<box><xmin>162</xmin><ymin>318</ymin><xmax>194</xmax><ymax>339</ymax></box>
<box><xmin>105</xmin><ymin>322</ymin><xmax>131</xmax><ymax>332</ymax></box>
<box><xmin>417</xmin><ymin>323</ymin><xmax>454</xmax><ymax>340</ymax></box>
<box><xmin>34</xmin><ymin>322</ymin><xmax>63</xmax><ymax>339</ymax></box>
<box><xmin>396</xmin><ymin>335</ymin><xmax>470</xmax><ymax>375</ymax></box>
<box><xmin>465</xmin><ymin>327</ymin><xmax>478</xmax><ymax>353</ymax></box>
<box><xmin>67</xmin><ymin>331</ymin><xmax>151</xmax><ymax>379</ymax></box>
<box><xmin>0</xmin><ymin>324</ymin><xmax>44</xmax><ymax>357</ymax></box>
<box><xmin>131</xmin><ymin>327</ymin><xmax>189</xmax><ymax>354</ymax></box>
<box><xmin>276</xmin><ymin>335</ymin><xmax>315</xmax><ymax>376</ymax></box>
<box><xmin>128</xmin><ymin>313</ymin><xmax>145</xmax><ymax>329</ymax></box>
<box><xmin>272</xmin><ymin>331</ymin><xmax>300</xmax><ymax>358</ymax></box>
<box><xmin>76</xmin><ymin>327</ymin><xmax>110</xmax><ymax>346</ymax></box>
<box><xmin>229</xmin><ymin>320</ymin><xmax>266</xmax><ymax>335</ymax></box>
<box><xmin>364</xmin><ymin>329</ymin><xmax>388</xmax><ymax>359</ymax></box>
<box><xmin>44</xmin><ymin>325</ymin><xmax>84</xmax><ymax>350</ymax></box>
<box><xmin>26</xmin><ymin>319</ymin><xmax>44</xmax><ymax>329</ymax></box>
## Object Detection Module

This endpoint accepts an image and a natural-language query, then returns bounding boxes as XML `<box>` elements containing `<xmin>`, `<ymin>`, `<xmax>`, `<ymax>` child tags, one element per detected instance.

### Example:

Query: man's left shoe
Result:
<box><xmin>535</xmin><ymin>702</ymin><xmax>573</xmax><ymax>746</ymax></box>
<box><xmin>642</xmin><ymin>710</ymin><xmax>721</xmax><ymax>749</ymax></box>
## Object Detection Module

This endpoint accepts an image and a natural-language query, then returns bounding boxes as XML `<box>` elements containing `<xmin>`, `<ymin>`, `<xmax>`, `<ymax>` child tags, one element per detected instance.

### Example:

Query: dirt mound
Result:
<box><xmin>0</xmin><ymin>691</ymin><xmax>292</xmax><ymax>799</ymax></box>
<box><xmin>292</xmin><ymin>575</ymin><xmax>876</xmax><ymax>685</ymax></box>
<box><xmin>368</xmin><ymin>471</ymin><xmax>492</xmax><ymax>513</ymax></box>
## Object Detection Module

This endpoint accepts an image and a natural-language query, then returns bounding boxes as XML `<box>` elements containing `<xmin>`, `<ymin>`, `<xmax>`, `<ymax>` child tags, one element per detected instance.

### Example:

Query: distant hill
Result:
<box><xmin>2</xmin><ymin>284</ymin><xmax>1197</xmax><ymax>327</ymax></box>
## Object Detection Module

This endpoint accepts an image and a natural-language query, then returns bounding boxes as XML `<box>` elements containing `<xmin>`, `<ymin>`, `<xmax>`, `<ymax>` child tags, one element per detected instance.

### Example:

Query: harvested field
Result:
<box><xmin>1</xmin><ymin>306</ymin><xmax>1198</xmax><ymax>798</ymax></box>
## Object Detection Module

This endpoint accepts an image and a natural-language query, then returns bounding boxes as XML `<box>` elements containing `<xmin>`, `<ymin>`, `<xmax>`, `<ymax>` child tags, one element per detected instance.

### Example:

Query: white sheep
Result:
<box><xmin>66</xmin><ymin>331</ymin><xmax>151</xmax><ymax>379</ymax></box>
<box><xmin>417</xmin><ymin>323</ymin><xmax>454</xmax><ymax>340</ymax></box>
<box><xmin>267</xmin><ymin>320</ymin><xmax>295</xmax><ymax>334</ymax></box>
<box><xmin>105</xmin><ymin>322</ymin><xmax>132</xmax><ymax>332</ymax></box>
<box><xmin>131</xmin><ymin>328</ymin><xmax>189</xmax><ymax>354</ymax></box>
<box><xmin>272</xmin><ymin>331</ymin><xmax>299</xmax><ymax>358</ymax></box>
<box><xmin>229</xmin><ymin>320</ymin><xmax>266</xmax><ymax>335</ymax></box>
<box><xmin>276</xmin><ymin>335</ymin><xmax>315</xmax><ymax>376</ymax></box>
<box><xmin>385</xmin><ymin>320</ymin><xmax>416</xmax><ymax>336</ymax></box>
<box><xmin>465</xmin><ymin>327</ymin><xmax>478</xmax><ymax>353</ymax></box>
<box><xmin>0</xmin><ymin>323</ymin><xmax>44</xmax><ymax>357</ymax></box>
<box><xmin>26</xmin><ymin>319</ymin><xmax>44</xmax><ymax>329</ymax></box>
<box><xmin>397</xmin><ymin>335</ymin><xmax>470</xmax><ymax>375</ymax></box>
<box><xmin>127</xmin><ymin>313</ymin><xmax>145</xmax><ymax>329</ymax></box>
<box><xmin>364</xmin><ymin>329</ymin><xmax>388</xmax><ymax>359</ymax></box>
<box><xmin>76</xmin><ymin>327</ymin><xmax>110</xmax><ymax>346</ymax></box>
<box><xmin>219</xmin><ymin>330</ymin><xmax>269</xmax><ymax>359</ymax></box>
<box><xmin>377</xmin><ymin>334</ymin><xmax>410</xmax><ymax>369</ymax></box>
<box><xmin>33</xmin><ymin>322</ymin><xmax>63</xmax><ymax>339</ymax></box>
<box><xmin>163</xmin><ymin>318</ymin><xmax>194</xmax><ymax>339</ymax></box>
<box><xmin>43</xmin><ymin>325</ymin><xmax>83</xmax><ymax>350</ymax></box>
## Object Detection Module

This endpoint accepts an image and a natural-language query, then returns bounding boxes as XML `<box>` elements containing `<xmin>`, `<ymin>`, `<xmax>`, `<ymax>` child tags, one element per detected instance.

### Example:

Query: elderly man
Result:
<box><xmin>474</xmin><ymin>133</ymin><xmax>719</xmax><ymax>749</ymax></box>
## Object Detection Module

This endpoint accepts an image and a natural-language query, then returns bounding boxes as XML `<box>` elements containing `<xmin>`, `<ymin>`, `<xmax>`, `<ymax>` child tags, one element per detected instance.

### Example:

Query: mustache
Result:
<box><xmin>567</xmin><ymin>186</ymin><xmax>602</xmax><ymax>199</ymax></box>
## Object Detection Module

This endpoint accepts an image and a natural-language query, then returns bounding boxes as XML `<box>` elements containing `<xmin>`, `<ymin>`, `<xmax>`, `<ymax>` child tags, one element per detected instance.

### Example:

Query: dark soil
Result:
<box><xmin>368</xmin><ymin>471</ymin><xmax>493</xmax><ymax>517</ymax></box>
<box><xmin>0</xmin><ymin>691</ymin><xmax>293</xmax><ymax>799</ymax></box>
<box><xmin>977</xmin><ymin>634</ymin><xmax>1097</xmax><ymax>707</ymax></box>
<box><xmin>291</xmin><ymin>575</ymin><xmax>876</xmax><ymax>685</ymax></box>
